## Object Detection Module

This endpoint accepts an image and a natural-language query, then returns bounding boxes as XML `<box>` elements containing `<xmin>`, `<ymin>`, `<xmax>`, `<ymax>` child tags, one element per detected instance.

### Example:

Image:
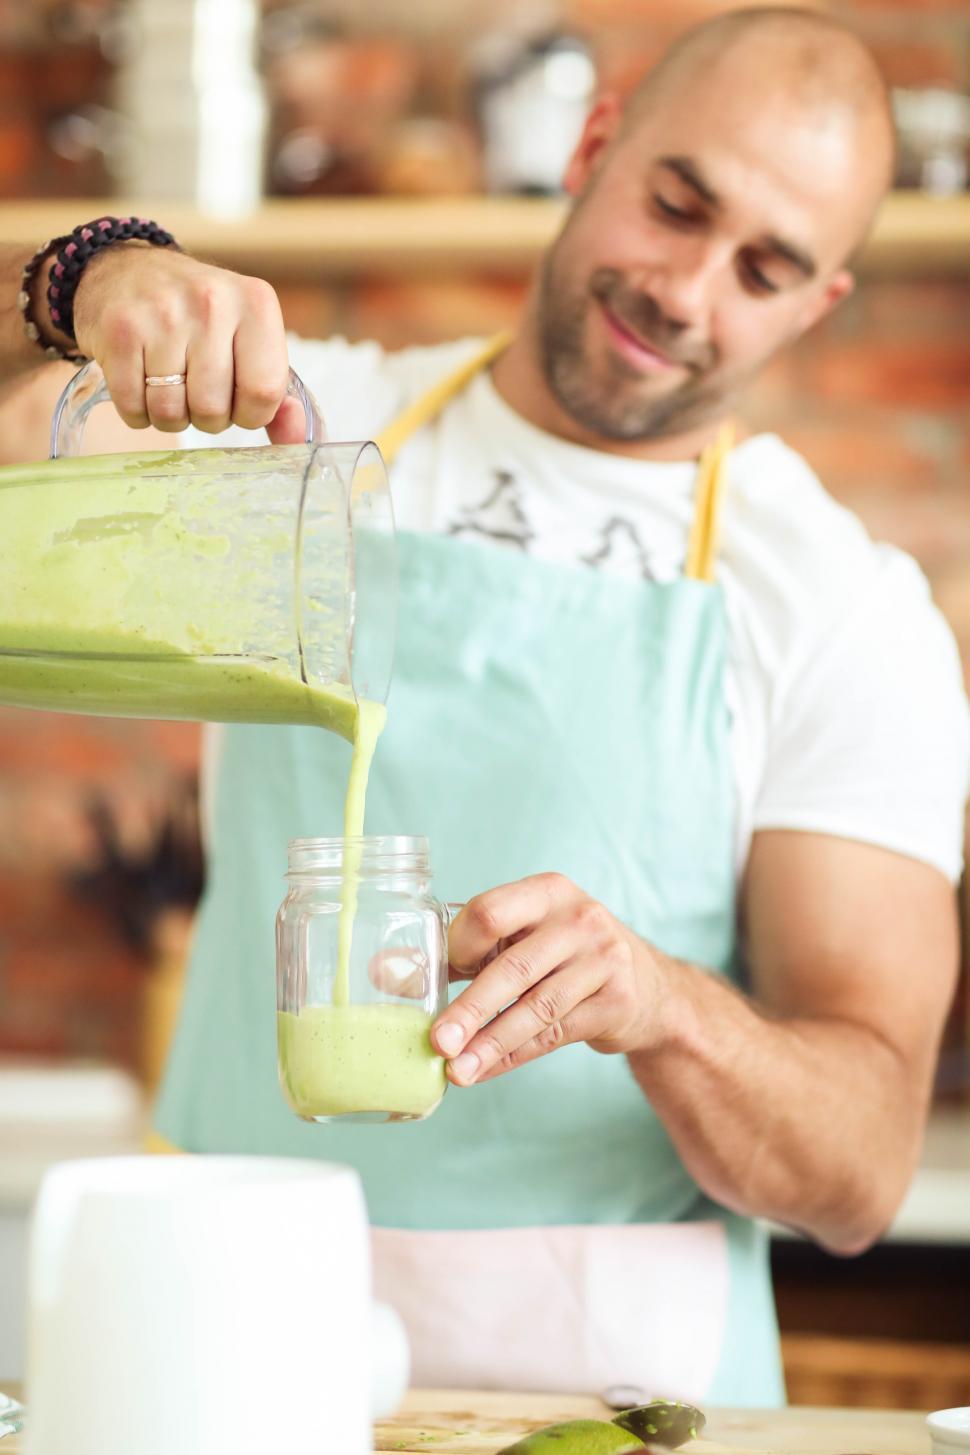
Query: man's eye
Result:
<box><xmin>652</xmin><ymin>194</ymin><xmax>696</xmax><ymax>224</ymax></box>
<box><xmin>742</xmin><ymin>257</ymin><xmax>780</xmax><ymax>295</ymax></box>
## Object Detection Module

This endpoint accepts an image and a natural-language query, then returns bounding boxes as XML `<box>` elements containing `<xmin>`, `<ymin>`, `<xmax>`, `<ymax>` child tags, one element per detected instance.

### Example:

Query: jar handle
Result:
<box><xmin>49</xmin><ymin>361</ymin><xmax>326</xmax><ymax>459</ymax></box>
<box><xmin>444</xmin><ymin>903</ymin><xmax>510</xmax><ymax>972</ymax></box>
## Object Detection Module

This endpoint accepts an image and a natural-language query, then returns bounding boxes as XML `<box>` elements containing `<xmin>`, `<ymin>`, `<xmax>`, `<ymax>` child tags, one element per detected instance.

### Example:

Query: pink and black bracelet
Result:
<box><xmin>18</xmin><ymin>215</ymin><xmax>180</xmax><ymax>363</ymax></box>
<box><xmin>48</xmin><ymin>215</ymin><xmax>180</xmax><ymax>346</ymax></box>
<box><xmin>18</xmin><ymin>236</ymin><xmax>81</xmax><ymax>361</ymax></box>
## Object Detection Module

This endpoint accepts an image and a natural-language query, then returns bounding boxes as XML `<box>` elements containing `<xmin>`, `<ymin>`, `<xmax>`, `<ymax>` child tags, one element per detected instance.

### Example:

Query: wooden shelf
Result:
<box><xmin>0</xmin><ymin>192</ymin><xmax>967</xmax><ymax>278</ymax></box>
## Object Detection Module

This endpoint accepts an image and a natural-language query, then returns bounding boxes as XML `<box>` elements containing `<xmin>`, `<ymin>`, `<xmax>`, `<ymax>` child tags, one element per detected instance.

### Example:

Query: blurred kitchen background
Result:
<box><xmin>0</xmin><ymin>0</ymin><xmax>968</xmax><ymax>1405</ymax></box>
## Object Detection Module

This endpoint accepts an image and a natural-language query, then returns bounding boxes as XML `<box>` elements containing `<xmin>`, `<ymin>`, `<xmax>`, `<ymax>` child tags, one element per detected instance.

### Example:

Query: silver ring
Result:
<box><xmin>145</xmin><ymin>372</ymin><xmax>187</xmax><ymax>387</ymax></box>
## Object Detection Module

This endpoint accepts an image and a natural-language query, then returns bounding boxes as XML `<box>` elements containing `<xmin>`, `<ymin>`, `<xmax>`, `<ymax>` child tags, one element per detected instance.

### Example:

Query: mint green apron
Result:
<box><xmin>154</xmin><ymin>344</ymin><xmax>784</xmax><ymax>1407</ymax></box>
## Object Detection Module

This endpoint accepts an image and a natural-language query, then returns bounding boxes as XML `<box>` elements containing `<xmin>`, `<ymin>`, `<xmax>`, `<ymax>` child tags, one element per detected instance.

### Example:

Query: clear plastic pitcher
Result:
<box><xmin>0</xmin><ymin>362</ymin><xmax>396</xmax><ymax>739</ymax></box>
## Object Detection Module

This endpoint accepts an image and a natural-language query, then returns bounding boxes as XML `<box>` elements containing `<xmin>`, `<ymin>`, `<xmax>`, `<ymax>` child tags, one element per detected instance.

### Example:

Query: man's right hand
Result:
<box><xmin>71</xmin><ymin>243</ymin><xmax>305</xmax><ymax>444</ymax></box>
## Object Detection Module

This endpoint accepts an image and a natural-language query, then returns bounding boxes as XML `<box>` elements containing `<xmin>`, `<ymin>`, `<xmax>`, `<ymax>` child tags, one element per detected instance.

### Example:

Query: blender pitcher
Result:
<box><xmin>0</xmin><ymin>361</ymin><xmax>396</xmax><ymax>737</ymax></box>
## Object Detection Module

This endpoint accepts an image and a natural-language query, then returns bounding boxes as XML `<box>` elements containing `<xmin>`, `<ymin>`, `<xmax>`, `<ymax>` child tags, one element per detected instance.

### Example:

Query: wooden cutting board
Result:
<box><xmin>375</xmin><ymin>1391</ymin><xmax>928</xmax><ymax>1454</ymax></box>
<box><xmin>0</xmin><ymin>1385</ymin><xmax>928</xmax><ymax>1453</ymax></box>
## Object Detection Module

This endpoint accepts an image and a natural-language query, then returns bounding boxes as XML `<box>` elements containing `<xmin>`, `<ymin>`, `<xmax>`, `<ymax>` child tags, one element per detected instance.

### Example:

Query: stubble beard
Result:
<box><xmin>536</xmin><ymin>247</ymin><xmax>731</xmax><ymax>444</ymax></box>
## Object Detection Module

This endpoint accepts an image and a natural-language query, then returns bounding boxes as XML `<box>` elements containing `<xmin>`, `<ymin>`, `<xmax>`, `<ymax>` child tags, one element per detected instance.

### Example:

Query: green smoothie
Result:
<box><xmin>277</xmin><ymin>1003</ymin><xmax>447</xmax><ymax>1121</ymax></box>
<box><xmin>334</xmin><ymin>697</ymin><xmax>386</xmax><ymax>1003</ymax></box>
<box><xmin>0</xmin><ymin>623</ymin><xmax>363</xmax><ymax>732</ymax></box>
<box><xmin>0</xmin><ymin>443</ymin><xmax>361</xmax><ymax>732</ymax></box>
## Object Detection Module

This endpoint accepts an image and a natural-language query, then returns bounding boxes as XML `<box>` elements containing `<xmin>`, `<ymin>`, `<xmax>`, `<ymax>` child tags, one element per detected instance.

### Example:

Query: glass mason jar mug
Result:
<box><xmin>276</xmin><ymin>836</ymin><xmax>450</xmax><ymax>1124</ymax></box>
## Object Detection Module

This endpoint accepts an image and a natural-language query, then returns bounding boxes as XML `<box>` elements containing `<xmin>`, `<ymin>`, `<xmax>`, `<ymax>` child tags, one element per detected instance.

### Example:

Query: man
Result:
<box><xmin>0</xmin><ymin>6</ymin><xmax>966</xmax><ymax>1406</ymax></box>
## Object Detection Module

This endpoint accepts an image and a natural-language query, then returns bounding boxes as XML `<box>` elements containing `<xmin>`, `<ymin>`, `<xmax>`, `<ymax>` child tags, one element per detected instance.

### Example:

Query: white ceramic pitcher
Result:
<box><xmin>24</xmin><ymin>1155</ymin><xmax>409</xmax><ymax>1455</ymax></box>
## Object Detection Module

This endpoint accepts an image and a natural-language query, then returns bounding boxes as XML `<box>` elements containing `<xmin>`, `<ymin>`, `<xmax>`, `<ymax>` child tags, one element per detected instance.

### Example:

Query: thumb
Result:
<box><xmin>265</xmin><ymin>393</ymin><xmax>307</xmax><ymax>445</ymax></box>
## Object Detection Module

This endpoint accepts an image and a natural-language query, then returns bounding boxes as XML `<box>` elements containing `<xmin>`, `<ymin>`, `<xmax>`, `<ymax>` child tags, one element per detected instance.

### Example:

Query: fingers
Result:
<box><xmin>448</xmin><ymin>873</ymin><xmax>577</xmax><ymax>974</ymax></box>
<box><xmin>435</xmin><ymin>916</ymin><xmax>579</xmax><ymax>1059</ymax></box>
<box><xmin>99</xmin><ymin>328</ymin><xmax>149</xmax><ymax>430</ymax></box>
<box><xmin>154</xmin><ymin>277</ymin><xmax>285</xmax><ymax>435</ymax></box>
<box><xmin>434</xmin><ymin>884</ymin><xmax>646</xmax><ymax>1083</ymax></box>
<box><xmin>476</xmin><ymin>999</ymin><xmax>604</xmax><ymax>1083</ymax></box>
<box><xmin>446</xmin><ymin>961</ymin><xmax>604</xmax><ymax>1086</ymax></box>
<box><xmin>76</xmin><ymin>249</ymin><xmax>290</xmax><ymax>438</ymax></box>
<box><xmin>231</xmin><ymin>278</ymin><xmax>289</xmax><ymax>431</ymax></box>
<box><xmin>183</xmin><ymin>329</ymin><xmax>235</xmax><ymax>435</ymax></box>
<box><xmin>143</xmin><ymin>371</ymin><xmax>189</xmax><ymax>433</ymax></box>
<box><xmin>266</xmin><ymin>393</ymin><xmax>309</xmax><ymax>446</ymax></box>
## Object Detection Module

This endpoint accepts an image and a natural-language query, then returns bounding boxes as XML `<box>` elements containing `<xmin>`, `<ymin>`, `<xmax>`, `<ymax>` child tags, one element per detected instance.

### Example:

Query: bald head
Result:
<box><xmin>623</xmin><ymin>7</ymin><xmax>895</xmax><ymax>241</ymax></box>
<box><xmin>526</xmin><ymin>6</ymin><xmax>895</xmax><ymax>449</ymax></box>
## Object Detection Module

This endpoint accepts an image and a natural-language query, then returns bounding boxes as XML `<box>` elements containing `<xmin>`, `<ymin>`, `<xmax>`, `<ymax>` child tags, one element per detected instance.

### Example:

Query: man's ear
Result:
<box><xmin>797</xmin><ymin>268</ymin><xmax>855</xmax><ymax>334</ymax></box>
<box><xmin>562</xmin><ymin>93</ymin><xmax>624</xmax><ymax>196</ymax></box>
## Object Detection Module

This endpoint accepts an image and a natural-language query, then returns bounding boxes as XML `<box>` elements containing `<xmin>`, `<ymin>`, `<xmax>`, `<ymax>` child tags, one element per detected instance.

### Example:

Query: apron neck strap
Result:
<box><xmin>684</xmin><ymin>422</ymin><xmax>735</xmax><ymax>583</ymax></box>
<box><xmin>374</xmin><ymin>330</ymin><xmax>734</xmax><ymax>583</ymax></box>
<box><xmin>376</xmin><ymin>331</ymin><xmax>513</xmax><ymax>465</ymax></box>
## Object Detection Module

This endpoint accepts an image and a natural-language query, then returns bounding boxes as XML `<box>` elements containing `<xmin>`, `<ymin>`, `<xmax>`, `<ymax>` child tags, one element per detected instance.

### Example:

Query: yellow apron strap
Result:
<box><xmin>684</xmin><ymin>422</ymin><xmax>735</xmax><ymax>583</ymax></box>
<box><xmin>376</xmin><ymin>331</ymin><xmax>513</xmax><ymax>466</ymax></box>
<box><xmin>144</xmin><ymin>1129</ymin><xmax>184</xmax><ymax>1155</ymax></box>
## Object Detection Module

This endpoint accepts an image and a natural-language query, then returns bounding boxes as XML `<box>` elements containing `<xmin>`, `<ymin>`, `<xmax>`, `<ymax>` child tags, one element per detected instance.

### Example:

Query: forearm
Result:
<box><xmin>628</xmin><ymin>952</ymin><xmax>928</xmax><ymax>1253</ymax></box>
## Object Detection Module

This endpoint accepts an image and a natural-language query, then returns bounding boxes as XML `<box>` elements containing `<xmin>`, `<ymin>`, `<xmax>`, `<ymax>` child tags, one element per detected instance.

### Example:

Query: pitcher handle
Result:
<box><xmin>50</xmin><ymin>360</ymin><xmax>326</xmax><ymax>459</ymax></box>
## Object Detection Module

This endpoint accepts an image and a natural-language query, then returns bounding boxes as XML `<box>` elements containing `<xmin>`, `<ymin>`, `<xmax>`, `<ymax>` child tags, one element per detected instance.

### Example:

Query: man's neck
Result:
<box><xmin>490</xmin><ymin>316</ymin><xmax>735</xmax><ymax>464</ymax></box>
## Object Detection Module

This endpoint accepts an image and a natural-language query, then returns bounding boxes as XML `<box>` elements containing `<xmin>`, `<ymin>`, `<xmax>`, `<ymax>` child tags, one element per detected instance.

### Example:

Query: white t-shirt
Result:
<box><xmin>186</xmin><ymin>334</ymin><xmax>970</xmax><ymax>883</ymax></box>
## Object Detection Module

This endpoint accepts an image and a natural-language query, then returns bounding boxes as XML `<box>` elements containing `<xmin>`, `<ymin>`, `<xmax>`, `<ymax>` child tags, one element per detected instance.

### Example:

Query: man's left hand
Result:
<box><xmin>431</xmin><ymin>873</ymin><xmax>668</xmax><ymax>1085</ymax></box>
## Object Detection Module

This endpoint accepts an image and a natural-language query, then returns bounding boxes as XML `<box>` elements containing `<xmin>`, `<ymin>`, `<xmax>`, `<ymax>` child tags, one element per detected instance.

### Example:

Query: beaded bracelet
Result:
<box><xmin>17</xmin><ymin>235</ymin><xmax>82</xmax><ymax>362</ymax></box>
<box><xmin>18</xmin><ymin>215</ymin><xmax>181</xmax><ymax>364</ymax></box>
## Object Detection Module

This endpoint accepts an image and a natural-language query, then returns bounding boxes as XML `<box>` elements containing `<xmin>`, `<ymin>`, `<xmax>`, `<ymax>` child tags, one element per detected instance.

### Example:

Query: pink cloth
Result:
<box><xmin>373</xmin><ymin>1220</ymin><xmax>729</xmax><ymax>1400</ymax></box>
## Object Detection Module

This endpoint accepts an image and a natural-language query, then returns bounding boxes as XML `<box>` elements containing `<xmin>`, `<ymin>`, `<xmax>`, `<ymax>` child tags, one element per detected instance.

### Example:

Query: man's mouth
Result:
<box><xmin>598</xmin><ymin>300</ymin><xmax>683</xmax><ymax>375</ymax></box>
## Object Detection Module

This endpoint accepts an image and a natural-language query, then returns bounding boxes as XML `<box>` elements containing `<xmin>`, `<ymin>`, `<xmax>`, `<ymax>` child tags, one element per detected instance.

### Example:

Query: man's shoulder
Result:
<box><xmin>723</xmin><ymin>432</ymin><xmax>952</xmax><ymax>679</ymax></box>
<box><xmin>733</xmin><ymin>439</ymin><xmax>968</xmax><ymax>884</ymax></box>
<box><xmin>287</xmin><ymin>333</ymin><xmax>487</xmax><ymax>440</ymax></box>
<box><xmin>726</xmin><ymin>431</ymin><xmax>916</xmax><ymax>609</ymax></box>
<box><xmin>729</xmin><ymin>432</ymin><xmax>873</xmax><ymax>570</ymax></box>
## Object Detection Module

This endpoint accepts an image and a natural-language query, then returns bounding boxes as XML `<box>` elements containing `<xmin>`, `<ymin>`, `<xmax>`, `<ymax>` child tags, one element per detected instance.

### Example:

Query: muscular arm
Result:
<box><xmin>628</xmin><ymin>832</ymin><xmax>958</xmax><ymax>1253</ymax></box>
<box><xmin>435</xmin><ymin>833</ymin><xmax>958</xmax><ymax>1255</ymax></box>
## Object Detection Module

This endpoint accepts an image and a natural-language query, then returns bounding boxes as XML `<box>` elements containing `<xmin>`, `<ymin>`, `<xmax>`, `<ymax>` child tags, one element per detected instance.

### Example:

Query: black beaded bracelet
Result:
<box><xmin>47</xmin><ymin>215</ymin><xmax>180</xmax><ymax>347</ymax></box>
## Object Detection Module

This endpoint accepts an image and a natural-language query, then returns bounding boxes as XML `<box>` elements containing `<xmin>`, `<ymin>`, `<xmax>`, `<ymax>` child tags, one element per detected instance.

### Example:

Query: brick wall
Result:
<box><xmin>0</xmin><ymin>711</ymin><xmax>200</xmax><ymax>1066</ymax></box>
<box><xmin>1</xmin><ymin>0</ymin><xmax>968</xmax><ymax>1082</ymax></box>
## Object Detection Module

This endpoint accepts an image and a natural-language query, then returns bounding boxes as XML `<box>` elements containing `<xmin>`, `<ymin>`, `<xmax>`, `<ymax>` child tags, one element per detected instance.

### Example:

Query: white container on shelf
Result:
<box><xmin>111</xmin><ymin>0</ymin><xmax>267</xmax><ymax>217</ymax></box>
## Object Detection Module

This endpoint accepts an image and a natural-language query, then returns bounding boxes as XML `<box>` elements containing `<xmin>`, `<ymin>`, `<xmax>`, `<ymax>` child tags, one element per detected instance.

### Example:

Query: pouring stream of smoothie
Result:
<box><xmin>334</xmin><ymin>697</ymin><xmax>386</xmax><ymax>1005</ymax></box>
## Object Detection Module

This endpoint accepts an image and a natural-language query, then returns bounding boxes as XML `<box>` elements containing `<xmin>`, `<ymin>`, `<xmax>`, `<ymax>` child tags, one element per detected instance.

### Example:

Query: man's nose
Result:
<box><xmin>638</xmin><ymin>237</ymin><xmax>729</xmax><ymax>334</ymax></box>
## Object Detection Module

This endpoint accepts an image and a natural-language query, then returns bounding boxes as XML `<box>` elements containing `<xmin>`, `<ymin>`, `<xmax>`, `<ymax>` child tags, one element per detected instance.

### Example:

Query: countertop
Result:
<box><xmin>0</xmin><ymin>1387</ymin><xmax>932</xmax><ymax>1453</ymax></box>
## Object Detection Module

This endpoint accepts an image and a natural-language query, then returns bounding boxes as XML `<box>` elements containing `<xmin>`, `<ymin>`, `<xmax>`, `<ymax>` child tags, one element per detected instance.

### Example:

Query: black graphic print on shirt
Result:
<box><xmin>446</xmin><ymin>469</ymin><xmax>535</xmax><ymax>550</ymax></box>
<box><xmin>581</xmin><ymin>516</ymin><xmax>658</xmax><ymax>581</ymax></box>
<box><xmin>446</xmin><ymin>469</ymin><xmax>666</xmax><ymax>581</ymax></box>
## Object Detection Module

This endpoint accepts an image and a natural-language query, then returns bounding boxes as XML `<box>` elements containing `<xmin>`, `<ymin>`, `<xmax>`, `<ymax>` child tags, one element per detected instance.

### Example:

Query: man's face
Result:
<box><xmin>537</xmin><ymin>84</ymin><xmax>871</xmax><ymax>442</ymax></box>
